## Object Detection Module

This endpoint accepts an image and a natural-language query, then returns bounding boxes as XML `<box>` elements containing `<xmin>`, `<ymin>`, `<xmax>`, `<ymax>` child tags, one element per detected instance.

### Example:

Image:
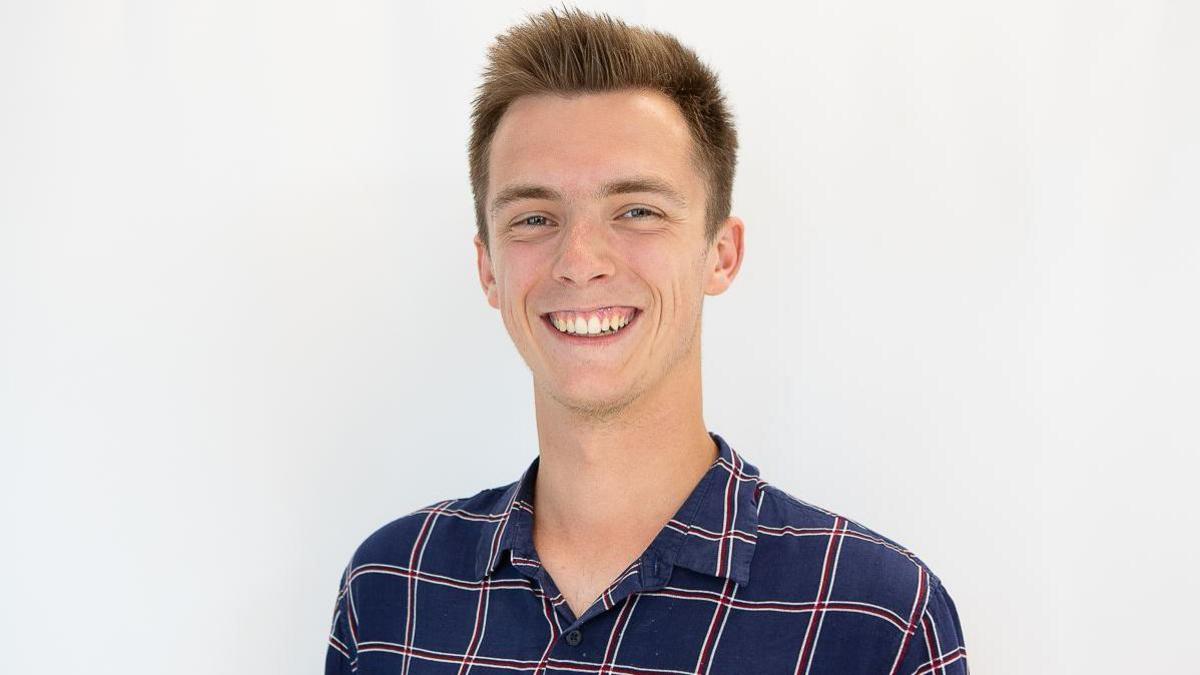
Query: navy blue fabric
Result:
<box><xmin>326</xmin><ymin>431</ymin><xmax>968</xmax><ymax>674</ymax></box>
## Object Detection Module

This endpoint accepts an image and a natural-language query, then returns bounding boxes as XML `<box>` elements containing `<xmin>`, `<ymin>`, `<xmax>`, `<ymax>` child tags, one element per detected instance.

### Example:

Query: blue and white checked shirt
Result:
<box><xmin>326</xmin><ymin>432</ymin><xmax>969</xmax><ymax>674</ymax></box>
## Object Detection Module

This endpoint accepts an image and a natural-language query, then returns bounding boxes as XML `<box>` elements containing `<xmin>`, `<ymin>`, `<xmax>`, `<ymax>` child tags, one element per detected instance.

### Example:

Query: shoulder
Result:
<box><xmin>752</xmin><ymin>481</ymin><xmax>951</xmax><ymax>607</ymax></box>
<box><xmin>347</xmin><ymin>482</ymin><xmax>515</xmax><ymax>569</ymax></box>
<box><xmin>748</xmin><ymin>483</ymin><xmax>968</xmax><ymax>671</ymax></box>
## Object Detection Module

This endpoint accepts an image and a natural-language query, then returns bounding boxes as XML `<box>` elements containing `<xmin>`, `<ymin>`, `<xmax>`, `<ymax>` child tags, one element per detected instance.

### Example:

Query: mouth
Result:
<box><xmin>540</xmin><ymin>307</ymin><xmax>642</xmax><ymax>345</ymax></box>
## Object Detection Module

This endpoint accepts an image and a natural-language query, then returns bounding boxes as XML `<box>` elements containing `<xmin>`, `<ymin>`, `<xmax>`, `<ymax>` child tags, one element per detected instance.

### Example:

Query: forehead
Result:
<box><xmin>487</xmin><ymin>89</ymin><xmax>700</xmax><ymax>199</ymax></box>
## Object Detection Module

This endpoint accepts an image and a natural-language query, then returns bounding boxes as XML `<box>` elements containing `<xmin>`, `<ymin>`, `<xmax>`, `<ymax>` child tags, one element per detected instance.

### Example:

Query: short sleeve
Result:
<box><xmin>897</xmin><ymin>576</ymin><xmax>969</xmax><ymax>675</ymax></box>
<box><xmin>324</xmin><ymin>560</ymin><xmax>357</xmax><ymax>675</ymax></box>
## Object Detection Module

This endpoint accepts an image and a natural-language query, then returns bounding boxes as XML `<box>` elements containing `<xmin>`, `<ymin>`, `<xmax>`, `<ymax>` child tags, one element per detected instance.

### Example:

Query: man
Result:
<box><xmin>326</xmin><ymin>7</ymin><xmax>968</xmax><ymax>674</ymax></box>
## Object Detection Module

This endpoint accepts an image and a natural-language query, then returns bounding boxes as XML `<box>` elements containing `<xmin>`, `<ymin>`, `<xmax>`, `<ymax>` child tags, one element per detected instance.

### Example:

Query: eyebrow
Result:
<box><xmin>489</xmin><ymin>175</ymin><xmax>689</xmax><ymax>219</ymax></box>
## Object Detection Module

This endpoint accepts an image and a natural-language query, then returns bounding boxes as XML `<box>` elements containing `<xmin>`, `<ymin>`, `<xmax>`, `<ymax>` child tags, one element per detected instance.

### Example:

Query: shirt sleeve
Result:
<box><xmin>897</xmin><ymin>575</ymin><xmax>970</xmax><ymax>675</ymax></box>
<box><xmin>324</xmin><ymin>559</ymin><xmax>358</xmax><ymax>675</ymax></box>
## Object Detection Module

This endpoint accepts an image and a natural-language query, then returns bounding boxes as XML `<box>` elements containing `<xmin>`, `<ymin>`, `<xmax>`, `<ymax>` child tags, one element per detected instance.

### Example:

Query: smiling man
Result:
<box><xmin>326</xmin><ymin>8</ymin><xmax>968</xmax><ymax>674</ymax></box>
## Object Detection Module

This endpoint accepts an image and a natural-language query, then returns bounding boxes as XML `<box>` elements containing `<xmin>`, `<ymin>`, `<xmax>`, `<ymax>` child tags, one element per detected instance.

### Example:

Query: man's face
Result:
<box><xmin>474</xmin><ymin>88</ymin><xmax>742</xmax><ymax>419</ymax></box>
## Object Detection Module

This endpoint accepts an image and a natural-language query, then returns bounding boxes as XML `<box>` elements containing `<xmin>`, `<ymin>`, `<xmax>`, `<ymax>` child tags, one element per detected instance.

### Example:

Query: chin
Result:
<box><xmin>545</xmin><ymin>380</ymin><xmax>638</xmax><ymax>419</ymax></box>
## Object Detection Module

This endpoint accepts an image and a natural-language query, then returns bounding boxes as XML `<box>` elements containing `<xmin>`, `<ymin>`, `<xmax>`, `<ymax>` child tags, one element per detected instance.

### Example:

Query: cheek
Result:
<box><xmin>619</xmin><ymin>240</ymin><xmax>671</xmax><ymax>282</ymax></box>
<box><xmin>626</xmin><ymin>246</ymin><xmax>697</xmax><ymax>304</ymax></box>
<box><xmin>492</xmin><ymin>259</ymin><xmax>540</xmax><ymax>326</ymax></box>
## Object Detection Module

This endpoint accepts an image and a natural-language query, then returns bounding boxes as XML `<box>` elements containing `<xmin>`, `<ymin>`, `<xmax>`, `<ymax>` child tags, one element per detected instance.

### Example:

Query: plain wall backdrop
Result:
<box><xmin>2</xmin><ymin>1</ymin><xmax>1197</xmax><ymax>672</ymax></box>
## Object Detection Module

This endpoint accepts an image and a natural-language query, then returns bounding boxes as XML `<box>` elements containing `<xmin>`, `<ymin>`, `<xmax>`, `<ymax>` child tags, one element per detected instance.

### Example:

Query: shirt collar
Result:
<box><xmin>474</xmin><ymin>431</ymin><xmax>763</xmax><ymax>587</ymax></box>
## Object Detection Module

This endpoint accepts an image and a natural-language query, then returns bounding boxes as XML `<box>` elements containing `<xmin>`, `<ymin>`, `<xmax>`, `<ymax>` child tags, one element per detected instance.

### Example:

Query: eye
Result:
<box><xmin>620</xmin><ymin>206</ymin><xmax>660</xmax><ymax>219</ymax></box>
<box><xmin>514</xmin><ymin>214</ymin><xmax>552</xmax><ymax>228</ymax></box>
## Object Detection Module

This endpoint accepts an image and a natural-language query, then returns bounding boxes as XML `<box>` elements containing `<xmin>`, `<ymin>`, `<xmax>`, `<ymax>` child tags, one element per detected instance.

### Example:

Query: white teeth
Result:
<box><xmin>548</xmin><ymin>309</ymin><xmax>636</xmax><ymax>336</ymax></box>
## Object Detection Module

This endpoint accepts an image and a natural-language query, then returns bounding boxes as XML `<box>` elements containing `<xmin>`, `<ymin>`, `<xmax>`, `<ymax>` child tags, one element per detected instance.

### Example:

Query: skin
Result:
<box><xmin>473</xmin><ymin>88</ymin><xmax>745</xmax><ymax>618</ymax></box>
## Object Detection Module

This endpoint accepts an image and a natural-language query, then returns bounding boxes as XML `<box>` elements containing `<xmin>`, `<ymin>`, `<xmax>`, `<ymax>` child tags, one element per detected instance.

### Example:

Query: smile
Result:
<box><xmin>541</xmin><ymin>307</ymin><xmax>641</xmax><ymax>341</ymax></box>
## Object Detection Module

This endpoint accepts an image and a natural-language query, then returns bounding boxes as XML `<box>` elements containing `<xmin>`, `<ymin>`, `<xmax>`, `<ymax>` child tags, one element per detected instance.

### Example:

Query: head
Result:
<box><xmin>469</xmin><ymin>7</ymin><xmax>738</xmax><ymax>254</ymax></box>
<box><xmin>471</xmin><ymin>7</ymin><xmax>745</xmax><ymax>423</ymax></box>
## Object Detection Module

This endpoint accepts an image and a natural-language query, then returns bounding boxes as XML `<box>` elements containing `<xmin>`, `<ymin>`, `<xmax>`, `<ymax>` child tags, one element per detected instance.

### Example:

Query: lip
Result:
<box><xmin>541</xmin><ymin>308</ymin><xmax>642</xmax><ymax>346</ymax></box>
<box><xmin>540</xmin><ymin>305</ymin><xmax>640</xmax><ymax>316</ymax></box>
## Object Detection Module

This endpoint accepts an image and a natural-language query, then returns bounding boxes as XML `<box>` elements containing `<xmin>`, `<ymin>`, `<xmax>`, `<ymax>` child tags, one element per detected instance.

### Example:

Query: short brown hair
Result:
<box><xmin>468</xmin><ymin>6</ymin><xmax>738</xmax><ymax>252</ymax></box>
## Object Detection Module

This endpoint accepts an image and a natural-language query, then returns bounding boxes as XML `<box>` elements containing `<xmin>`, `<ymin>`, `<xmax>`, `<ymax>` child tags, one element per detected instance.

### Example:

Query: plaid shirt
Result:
<box><xmin>326</xmin><ymin>432</ymin><xmax>968</xmax><ymax>674</ymax></box>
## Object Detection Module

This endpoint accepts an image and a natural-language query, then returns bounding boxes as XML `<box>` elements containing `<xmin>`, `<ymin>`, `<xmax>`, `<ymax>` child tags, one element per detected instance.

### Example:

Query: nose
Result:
<box><xmin>551</xmin><ymin>217</ymin><xmax>615</xmax><ymax>287</ymax></box>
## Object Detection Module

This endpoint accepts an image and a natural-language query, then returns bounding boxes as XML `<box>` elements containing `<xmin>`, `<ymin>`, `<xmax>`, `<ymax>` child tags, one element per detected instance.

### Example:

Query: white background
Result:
<box><xmin>2</xmin><ymin>1</ymin><xmax>1197</xmax><ymax>672</ymax></box>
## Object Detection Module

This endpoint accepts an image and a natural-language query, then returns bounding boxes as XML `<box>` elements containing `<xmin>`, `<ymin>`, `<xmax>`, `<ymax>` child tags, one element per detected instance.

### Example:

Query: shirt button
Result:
<box><xmin>564</xmin><ymin>629</ymin><xmax>583</xmax><ymax>646</ymax></box>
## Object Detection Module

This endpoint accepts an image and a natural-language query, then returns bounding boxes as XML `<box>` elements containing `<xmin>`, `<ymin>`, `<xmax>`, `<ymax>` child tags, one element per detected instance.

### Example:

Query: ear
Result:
<box><xmin>704</xmin><ymin>216</ymin><xmax>745</xmax><ymax>296</ymax></box>
<box><xmin>474</xmin><ymin>233</ymin><xmax>500</xmax><ymax>310</ymax></box>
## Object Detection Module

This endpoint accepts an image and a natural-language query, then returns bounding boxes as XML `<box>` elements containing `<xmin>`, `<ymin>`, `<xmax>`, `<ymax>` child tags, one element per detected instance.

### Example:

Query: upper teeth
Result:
<box><xmin>548</xmin><ymin>307</ymin><xmax>636</xmax><ymax>335</ymax></box>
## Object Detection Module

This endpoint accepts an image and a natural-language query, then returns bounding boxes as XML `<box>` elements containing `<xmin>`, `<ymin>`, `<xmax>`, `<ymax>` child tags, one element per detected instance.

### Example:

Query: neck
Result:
<box><xmin>529</xmin><ymin>348</ymin><xmax>718</xmax><ymax>551</ymax></box>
